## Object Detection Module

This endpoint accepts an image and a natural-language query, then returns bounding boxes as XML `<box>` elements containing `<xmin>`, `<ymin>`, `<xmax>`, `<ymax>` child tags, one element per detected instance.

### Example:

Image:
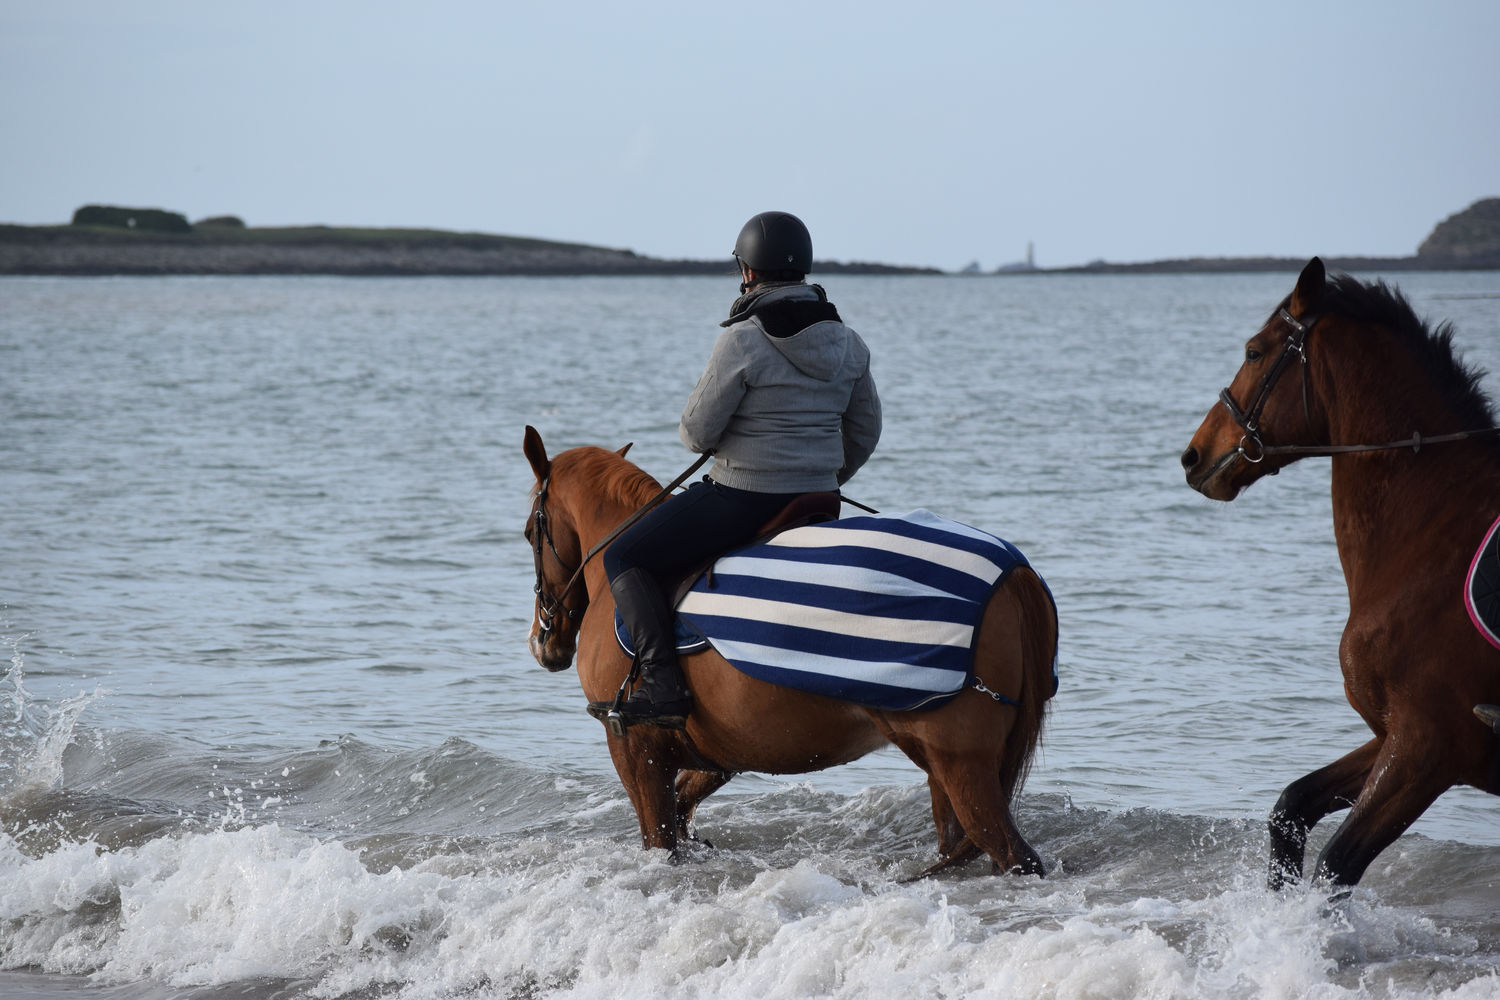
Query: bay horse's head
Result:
<box><xmin>1181</xmin><ymin>258</ymin><xmax>1329</xmax><ymax>500</ymax></box>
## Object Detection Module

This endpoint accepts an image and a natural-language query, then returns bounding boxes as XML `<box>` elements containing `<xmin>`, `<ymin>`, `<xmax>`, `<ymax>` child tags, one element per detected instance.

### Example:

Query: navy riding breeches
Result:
<box><xmin>602</xmin><ymin>478</ymin><xmax>801</xmax><ymax>588</ymax></box>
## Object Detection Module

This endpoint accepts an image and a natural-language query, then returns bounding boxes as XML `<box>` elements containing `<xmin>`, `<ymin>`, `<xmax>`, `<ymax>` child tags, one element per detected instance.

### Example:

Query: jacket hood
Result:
<box><xmin>724</xmin><ymin>284</ymin><xmax>855</xmax><ymax>382</ymax></box>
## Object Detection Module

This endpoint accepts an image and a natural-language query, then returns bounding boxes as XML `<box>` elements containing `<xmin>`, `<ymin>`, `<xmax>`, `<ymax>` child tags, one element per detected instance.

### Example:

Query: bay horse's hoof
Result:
<box><xmin>1475</xmin><ymin>704</ymin><xmax>1500</xmax><ymax>735</ymax></box>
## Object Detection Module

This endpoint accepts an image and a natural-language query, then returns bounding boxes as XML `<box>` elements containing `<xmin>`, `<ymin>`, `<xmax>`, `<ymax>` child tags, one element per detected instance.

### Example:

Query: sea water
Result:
<box><xmin>2</xmin><ymin>272</ymin><xmax>1498</xmax><ymax>999</ymax></box>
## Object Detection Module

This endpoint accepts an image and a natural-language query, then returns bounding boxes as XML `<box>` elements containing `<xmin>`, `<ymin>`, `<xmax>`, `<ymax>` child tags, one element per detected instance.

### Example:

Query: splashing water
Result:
<box><xmin>1</xmin><ymin>635</ymin><xmax>107</xmax><ymax>797</ymax></box>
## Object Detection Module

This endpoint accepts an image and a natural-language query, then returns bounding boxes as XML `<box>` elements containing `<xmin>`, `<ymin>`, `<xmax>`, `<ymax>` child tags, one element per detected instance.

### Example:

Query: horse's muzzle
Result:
<box><xmin>529</xmin><ymin>632</ymin><xmax>576</xmax><ymax>672</ymax></box>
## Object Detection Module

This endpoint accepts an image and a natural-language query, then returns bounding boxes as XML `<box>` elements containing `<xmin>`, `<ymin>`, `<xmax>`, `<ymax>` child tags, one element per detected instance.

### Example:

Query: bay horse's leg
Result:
<box><xmin>1311</xmin><ymin>739</ymin><xmax>1447</xmax><ymax>887</ymax></box>
<box><xmin>1269</xmin><ymin>737</ymin><xmax>1380</xmax><ymax>888</ymax></box>
<box><xmin>604</xmin><ymin>732</ymin><xmax>681</xmax><ymax>851</ymax></box>
<box><xmin>674</xmin><ymin>769</ymin><xmax>731</xmax><ymax>844</ymax></box>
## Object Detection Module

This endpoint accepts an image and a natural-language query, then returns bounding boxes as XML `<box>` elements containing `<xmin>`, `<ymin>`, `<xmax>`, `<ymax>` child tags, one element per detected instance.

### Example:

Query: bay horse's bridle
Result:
<box><xmin>1218</xmin><ymin>307</ymin><xmax>1317</xmax><ymax>464</ymax></box>
<box><xmin>1218</xmin><ymin>306</ymin><xmax>1500</xmax><ymax>461</ymax></box>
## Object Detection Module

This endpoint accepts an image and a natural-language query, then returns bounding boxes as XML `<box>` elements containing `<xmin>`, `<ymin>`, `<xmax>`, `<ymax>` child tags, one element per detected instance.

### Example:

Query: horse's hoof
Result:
<box><xmin>1474</xmin><ymin>704</ymin><xmax>1500</xmax><ymax>734</ymax></box>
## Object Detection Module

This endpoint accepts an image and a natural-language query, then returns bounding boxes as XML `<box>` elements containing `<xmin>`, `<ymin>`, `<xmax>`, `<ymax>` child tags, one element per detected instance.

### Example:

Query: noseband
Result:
<box><xmin>1218</xmin><ymin>307</ymin><xmax>1317</xmax><ymax>463</ymax></box>
<box><xmin>530</xmin><ymin>475</ymin><xmax>583</xmax><ymax>643</ymax></box>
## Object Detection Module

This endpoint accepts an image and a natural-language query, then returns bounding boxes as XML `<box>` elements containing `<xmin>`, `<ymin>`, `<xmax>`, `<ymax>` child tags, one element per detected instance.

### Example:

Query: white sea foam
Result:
<box><xmin>2</xmin><ymin>823</ymin><xmax>1495</xmax><ymax>1000</ymax></box>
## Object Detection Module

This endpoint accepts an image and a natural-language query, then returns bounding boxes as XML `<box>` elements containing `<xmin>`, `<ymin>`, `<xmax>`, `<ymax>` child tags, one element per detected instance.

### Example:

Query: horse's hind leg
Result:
<box><xmin>1269</xmin><ymin>737</ymin><xmax>1380</xmax><ymax>888</ymax></box>
<box><xmin>927</xmin><ymin>777</ymin><xmax>969</xmax><ymax>859</ymax></box>
<box><xmin>926</xmin><ymin>754</ymin><xmax>1043</xmax><ymax>876</ymax></box>
<box><xmin>674</xmin><ymin>769</ymin><xmax>731</xmax><ymax>844</ymax></box>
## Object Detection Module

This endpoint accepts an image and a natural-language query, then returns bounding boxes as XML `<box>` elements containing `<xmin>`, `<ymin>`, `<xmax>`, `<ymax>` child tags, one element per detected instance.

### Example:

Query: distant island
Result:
<box><xmin>1015</xmin><ymin>198</ymin><xmax>1500</xmax><ymax>275</ymax></box>
<box><xmin>0</xmin><ymin>206</ymin><xmax>935</xmax><ymax>277</ymax></box>
<box><xmin>1</xmin><ymin>198</ymin><xmax>1496</xmax><ymax>276</ymax></box>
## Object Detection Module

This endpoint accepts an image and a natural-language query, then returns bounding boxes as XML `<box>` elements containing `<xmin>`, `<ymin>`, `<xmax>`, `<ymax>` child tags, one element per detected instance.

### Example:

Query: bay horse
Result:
<box><xmin>1181</xmin><ymin>257</ymin><xmax>1500</xmax><ymax>889</ymax></box>
<box><xmin>522</xmin><ymin>425</ymin><xmax>1057</xmax><ymax>875</ymax></box>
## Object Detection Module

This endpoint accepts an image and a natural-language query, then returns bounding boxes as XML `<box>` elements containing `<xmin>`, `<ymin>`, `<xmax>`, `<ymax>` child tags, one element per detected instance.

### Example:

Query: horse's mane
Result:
<box><xmin>1283</xmin><ymin>273</ymin><xmax>1495</xmax><ymax>429</ymax></box>
<box><xmin>556</xmin><ymin>446</ymin><xmax>662</xmax><ymax>509</ymax></box>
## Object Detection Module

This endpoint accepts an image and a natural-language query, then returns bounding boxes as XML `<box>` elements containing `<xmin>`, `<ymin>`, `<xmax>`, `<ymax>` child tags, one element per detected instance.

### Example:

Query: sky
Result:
<box><xmin>1</xmin><ymin>0</ymin><xmax>1496</xmax><ymax>272</ymax></box>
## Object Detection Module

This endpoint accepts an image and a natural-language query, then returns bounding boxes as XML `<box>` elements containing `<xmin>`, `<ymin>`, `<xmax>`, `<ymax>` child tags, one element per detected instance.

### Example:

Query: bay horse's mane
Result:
<box><xmin>555</xmin><ymin>445</ymin><xmax>662</xmax><ymax>509</ymax></box>
<box><xmin>1280</xmin><ymin>272</ymin><xmax>1495</xmax><ymax>430</ymax></box>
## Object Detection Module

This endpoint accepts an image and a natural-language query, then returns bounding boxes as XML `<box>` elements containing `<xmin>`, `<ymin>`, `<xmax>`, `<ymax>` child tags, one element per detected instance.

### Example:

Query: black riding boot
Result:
<box><xmin>589</xmin><ymin>567</ymin><xmax>693</xmax><ymax>730</ymax></box>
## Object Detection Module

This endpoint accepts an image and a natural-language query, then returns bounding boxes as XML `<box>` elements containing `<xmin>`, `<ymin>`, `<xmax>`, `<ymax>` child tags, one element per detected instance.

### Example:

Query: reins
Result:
<box><xmin>531</xmin><ymin>452</ymin><xmax>711</xmax><ymax>639</ymax></box>
<box><xmin>530</xmin><ymin>450</ymin><xmax>880</xmax><ymax>642</ymax></box>
<box><xmin>1221</xmin><ymin>306</ymin><xmax>1500</xmax><ymax>462</ymax></box>
<box><xmin>1257</xmin><ymin>426</ymin><xmax>1500</xmax><ymax>459</ymax></box>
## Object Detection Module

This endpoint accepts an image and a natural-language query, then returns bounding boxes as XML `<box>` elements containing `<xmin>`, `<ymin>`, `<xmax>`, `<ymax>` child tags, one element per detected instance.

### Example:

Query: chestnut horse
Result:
<box><xmin>1181</xmin><ymin>257</ymin><xmax>1500</xmax><ymax>888</ymax></box>
<box><xmin>522</xmin><ymin>425</ymin><xmax>1057</xmax><ymax>875</ymax></box>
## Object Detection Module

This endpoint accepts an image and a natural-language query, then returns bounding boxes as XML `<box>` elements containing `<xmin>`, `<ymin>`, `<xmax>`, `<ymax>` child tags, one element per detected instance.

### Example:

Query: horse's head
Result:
<box><xmin>524</xmin><ymin>425</ymin><xmax>587</xmax><ymax>671</ymax></box>
<box><xmin>1181</xmin><ymin>257</ymin><xmax>1328</xmax><ymax>500</ymax></box>
<box><xmin>522</xmin><ymin>426</ymin><xmax>641</xmax><ymax>672</ymax></box>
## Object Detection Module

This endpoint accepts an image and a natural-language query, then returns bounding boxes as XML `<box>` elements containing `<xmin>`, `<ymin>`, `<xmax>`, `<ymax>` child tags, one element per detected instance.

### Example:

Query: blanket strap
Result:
<box><xmin>971</xmin><ymin>677</ymin><xmax>1020</xmax><ymax>707</ymax></box>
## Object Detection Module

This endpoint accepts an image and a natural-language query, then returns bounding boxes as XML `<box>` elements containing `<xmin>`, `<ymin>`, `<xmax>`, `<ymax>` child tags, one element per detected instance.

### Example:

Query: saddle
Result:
<box><xmin>690</xmin><ymin>491</ymin><xmax>845</xmax><ymax>592</ymax></box>
<box><xmin>613</xmin><ymin>491</ymin><xmax>843</xmax><ymax>657</ymax></box>
<box><xmin>1465</xmin><ymin>513</ymin><xmax>1500</xmax><ymax>649</ymax></box>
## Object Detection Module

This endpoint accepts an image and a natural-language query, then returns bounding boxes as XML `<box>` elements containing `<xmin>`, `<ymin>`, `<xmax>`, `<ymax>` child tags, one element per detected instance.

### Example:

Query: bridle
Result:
<box><xmin>527</xmin><ymin>451</ymin><xmax>713</xmax><ymax>648</ymax></box>
<box><xmin>1218</xmin><ymin>306</ymin><xmax>1500</xmax><ymax>462</ymax></box>
<box><xmin>529</xmin><ymin>474</ymin><xmax>584</xmax><ymax>644</ymax></box>
<box><xmin>1218</xmin><ymin>307</ymin><xmax>1317</xmax><ymax>463</ymax></box>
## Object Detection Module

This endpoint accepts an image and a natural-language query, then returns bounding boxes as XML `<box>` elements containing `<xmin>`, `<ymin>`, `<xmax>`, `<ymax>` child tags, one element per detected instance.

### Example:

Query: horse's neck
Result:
<box><xmin>1317</xmin><ymin>329</ymin><xmax>1459</xmax><ymax>455</ymax></box>
<box><xmin>1321</xmin><ymin>345</ymin><xmax>1495</xmax><ymax>586</ymax></box>
<box><xmin>561</xmin><ymin>479</ymin><xmax>651</xmax><ymax>603</ymax></box>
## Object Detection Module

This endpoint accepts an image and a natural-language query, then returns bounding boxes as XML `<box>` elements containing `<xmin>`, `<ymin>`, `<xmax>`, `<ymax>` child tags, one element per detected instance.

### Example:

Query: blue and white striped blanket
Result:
<box><xmin>669</xmin><ymin>509</ymin><xmax>1052</xmax><ymax>711</ymax></box>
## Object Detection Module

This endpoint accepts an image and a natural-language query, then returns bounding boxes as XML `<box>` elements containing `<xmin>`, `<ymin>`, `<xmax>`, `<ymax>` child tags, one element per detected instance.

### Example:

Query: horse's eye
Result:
<box><xmin>1245</xmin><ymin>346</ymin><xmax>1263</xmax><ymax>363</ymax></box>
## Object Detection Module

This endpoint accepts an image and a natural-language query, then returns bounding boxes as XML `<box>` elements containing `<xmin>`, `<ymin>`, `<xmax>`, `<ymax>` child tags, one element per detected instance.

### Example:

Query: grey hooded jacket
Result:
<box><xmin>679</xmin><ymin>283</ymin><xmax>882</xmax><ymax>493</ymax></box>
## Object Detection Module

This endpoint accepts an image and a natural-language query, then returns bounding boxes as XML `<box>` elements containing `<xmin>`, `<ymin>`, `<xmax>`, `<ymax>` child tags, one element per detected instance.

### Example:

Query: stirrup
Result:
<box><xmin>586</xmin><ymin>693</ymin><xmax>690</xmax><ymax>734</ymax></box>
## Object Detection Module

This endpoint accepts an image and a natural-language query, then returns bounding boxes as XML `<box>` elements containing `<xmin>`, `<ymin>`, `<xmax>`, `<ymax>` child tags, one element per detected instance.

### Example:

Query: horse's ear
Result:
<box><xmin>1292</xmin><ymin>256</ymin><xmax>1326</xmax><ymax>315</ymax></box>
<box><xmin>617</xmin><ymin>443</ymin><xmax>633</xmax><ymax>458</ymax></box>
<box><xmin>523</xmin><ymin>425</ymin><xmax>550</xmax><ymax>480</ymax></box>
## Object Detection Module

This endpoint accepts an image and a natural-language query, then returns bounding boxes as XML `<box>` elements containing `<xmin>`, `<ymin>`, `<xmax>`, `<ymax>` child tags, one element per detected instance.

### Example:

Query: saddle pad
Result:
<box><xmin>1465</xmin><ymin>513</ymin><xmax>1500</xmax><ymax>649</ymax></box>
<box><xmin>613</xmin><ymin>614</ymin><xmax>711</xmax><ymax>657</ymax></box>
<box><xmin>675</xmin><ymin>509</ymin><xmax>1054</xmax><ymax>711</ymax></box>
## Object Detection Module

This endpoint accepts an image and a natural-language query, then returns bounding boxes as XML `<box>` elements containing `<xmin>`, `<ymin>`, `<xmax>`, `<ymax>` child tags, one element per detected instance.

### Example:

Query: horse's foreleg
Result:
<box><xmin>926</xmin><ymin>756</ymin><xmax>1043</xmax><ymax>877</ymax></box>
<box><xmin>674</xmin><ymin>769</ymin><xmax>732</xmax><ymax>845</ymax></box>
<box><xmin>605</xmin><ymin>732</ymin><xmax>681</xmax><ymax>851</ymax></box>
<box><xmin>1268</xmin><ymin>737</ymin><xmax>1380</xmax><ymax>889</ymax></box>
<box><xmin>1311</xmin><ymin>739</ymin><xmax>1446</xmax><ymax>887</ymax></box>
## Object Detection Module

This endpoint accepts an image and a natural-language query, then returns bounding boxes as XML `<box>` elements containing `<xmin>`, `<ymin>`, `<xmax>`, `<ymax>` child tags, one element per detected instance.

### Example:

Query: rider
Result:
<box><xmin>592</xmin><ymin>211</ymin><xmax>883</xmax><ymax>730</ymax></box>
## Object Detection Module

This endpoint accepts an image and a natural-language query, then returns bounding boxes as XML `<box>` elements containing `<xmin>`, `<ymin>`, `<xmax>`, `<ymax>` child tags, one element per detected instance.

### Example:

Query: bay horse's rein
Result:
<box><xmin>1219</xmin><ymin>307</ymin><xmax>1500</xmax><ymax>463</ymax></box>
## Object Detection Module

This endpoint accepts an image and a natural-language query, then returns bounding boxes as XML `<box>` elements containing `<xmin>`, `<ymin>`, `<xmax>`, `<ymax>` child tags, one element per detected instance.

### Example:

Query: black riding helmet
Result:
<box><xmin>732</xmin><ymin>211</ymin><xmax>813</xmax><ymax>274</ymax></box>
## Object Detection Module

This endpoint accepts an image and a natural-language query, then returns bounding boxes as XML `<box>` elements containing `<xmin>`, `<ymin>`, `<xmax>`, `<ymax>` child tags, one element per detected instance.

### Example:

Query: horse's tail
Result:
<box><xmin>998</xmin><ymin>565</ymin><xmax>1057</xmax><ymax>800</ymax></box>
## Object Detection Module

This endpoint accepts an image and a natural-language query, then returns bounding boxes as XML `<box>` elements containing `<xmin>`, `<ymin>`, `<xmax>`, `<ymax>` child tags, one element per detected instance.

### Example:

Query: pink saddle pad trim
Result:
<box><xmin>1464</xmin><ymin>513</ymin><xmax>1500</xmax><ymax>650</ymax></box>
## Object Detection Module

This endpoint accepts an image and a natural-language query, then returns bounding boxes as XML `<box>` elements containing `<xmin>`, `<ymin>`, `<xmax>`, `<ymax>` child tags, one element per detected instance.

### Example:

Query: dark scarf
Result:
<box><xmin>721</xmin><ymin>282</ymin><xmax>841</xmax><ymax>337</ymax></box>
